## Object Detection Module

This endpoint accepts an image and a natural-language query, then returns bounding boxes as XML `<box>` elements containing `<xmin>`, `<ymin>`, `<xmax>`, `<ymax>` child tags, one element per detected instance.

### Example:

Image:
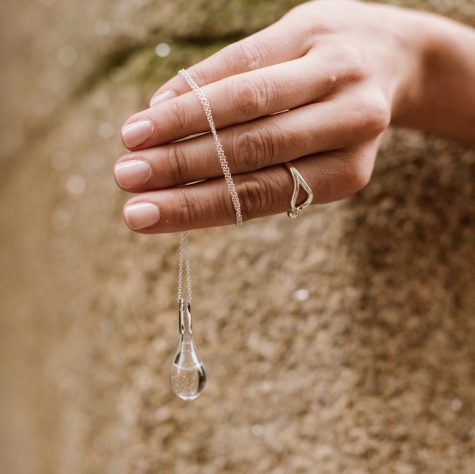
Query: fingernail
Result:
<box><xmin>121</xmin><ymin>120</ymin><xmax>153</xmax><ymax>148</ymax></box>
<box><xmin>124</xmin><ymin>203</ymin><xmax>160</xmax><ymax>230</ymax></box>
<box><xmin>114</xmin><ymin>160</ymin><xmax>152</xmax><ymax>189</ymax></box>
<box><xmin>150</xmin><ymin>90</ymin><xmax>177</xmax><ymax>108</ymax></box>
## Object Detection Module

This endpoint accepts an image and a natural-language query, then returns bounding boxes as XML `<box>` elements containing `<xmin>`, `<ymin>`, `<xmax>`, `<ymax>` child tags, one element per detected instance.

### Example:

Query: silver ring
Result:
<box><xmin>285</xmin><ymin>162</ymin><xmax>313</xmax><ymax>219</ymax></box>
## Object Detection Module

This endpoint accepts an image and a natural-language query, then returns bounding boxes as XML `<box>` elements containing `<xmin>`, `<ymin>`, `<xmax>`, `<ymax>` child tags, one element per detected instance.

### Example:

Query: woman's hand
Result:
<box><xmin>115</xmin><ymin>0</ymin><xmax>475</xmax><ymax>233</ymax></box>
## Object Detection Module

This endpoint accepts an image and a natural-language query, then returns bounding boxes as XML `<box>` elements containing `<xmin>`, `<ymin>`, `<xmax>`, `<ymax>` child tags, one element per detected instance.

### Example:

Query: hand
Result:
<box><xmin>114</xmin><ymin>0</ymin><xmax>474</xmax><ymax>233</ymax></box>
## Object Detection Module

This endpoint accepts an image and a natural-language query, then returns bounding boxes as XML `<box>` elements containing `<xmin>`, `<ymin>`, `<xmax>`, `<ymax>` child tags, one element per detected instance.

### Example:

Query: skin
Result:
<box><xmin>115</xmin><ymin>0</ymin><xmax>475</xmax><ymax>234</ymax></box>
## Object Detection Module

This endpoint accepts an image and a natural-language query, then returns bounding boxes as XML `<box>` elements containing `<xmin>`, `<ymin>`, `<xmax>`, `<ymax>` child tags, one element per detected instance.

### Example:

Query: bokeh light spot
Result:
<box><xmin>57</xmin><ymin>46</ymin><xmax>78</xmax><ymax>67</ymax></box>
<box><xmin>98</xmin><ymin>122</ymin><xmax>114</xmax><ymax>139</ymax></box>
<box><xmin>92</xmin><ymin>90</ymin><xmax>109</xmax><ymax>108</ymax></box>
<box><xmin>94</xmin><ymin>20</ymin><xmax>111</xmax><ymax>36</ymax></box>
<box><xmin>155</xmin><ymin>43</ymin><xmax>171</xmax><ymax>58</ymax></box>
<box><xmin>66</xmin><ymin>175</ymin><xmax>86</xmax><ymax>195</ymax></box>
<box><xmin>292</xmin><ymin>288</ymin><xmax>309</xmax><ymax>302</ymax></box>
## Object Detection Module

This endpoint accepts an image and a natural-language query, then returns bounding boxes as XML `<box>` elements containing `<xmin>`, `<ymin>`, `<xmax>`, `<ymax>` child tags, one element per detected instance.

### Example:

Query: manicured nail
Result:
<box><xmin>124</xmin><ymin>203</ymin><xmax>160</xmax><ymax>230</ymax></box>
<box><xmin>114</xmin><ymin>160</ymin><xmax>152</xmax><ymax>189</ymax></box>
<box><xmin>121</xmin><ymin>120</ymin><xmax>153</xmax><ymax>148</ymax></box>
<box><xmin>150</xmin><ymin>90</ymin><xmax>177</xmax><ymax>108</ymax></box>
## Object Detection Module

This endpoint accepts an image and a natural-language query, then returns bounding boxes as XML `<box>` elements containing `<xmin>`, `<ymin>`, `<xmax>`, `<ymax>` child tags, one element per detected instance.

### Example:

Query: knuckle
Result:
<box><xmin>234</xmin><ymin>127</ymin><xmax>273</xmax><ymax>172</ymax></box>
<box><xmin>176</xmin><ymin>188</ymin><xmax>199</xmax><ymax>227</ymax></box>
<box><xmin>287</xmin><ymin>3</ymin><xmax>336</xmax><ymax>35</ymax></box>
<box><xmin>232</xmin><ymin>41</ymin><xmax>264</xmax><ymax>72</ymax></box>
<box><xmin>232</xmin><ymin>75</ymin><xmax>271</xmax><ymax>119</ymax></box>
<box><xmin>356</xmin><ymin>92</ymin><xmax>391</xmax><ymax>136</ymax></box>
<box><xmin>216</xmin><ymin>187</ymin><xmax>238</xmax><ymax>224</ymax></box>
<box><xmin>166</xmin><ymin>145</ymin><xmax>189</xmax><ymax>184</ymax></box>
<box><xmin>345</xmin><ymin>154</ymin><xmax>373</xmax><ymax>193</ymax></box>
<box><xmin>169</xmin><ymin>100</ymin><xmax>190</xmax><ymax>134</ymax></box>
<box><xmin>367</xmin><ymin>96</ymin><xmax>391</xmax><ymax>135</ymax></box>
<box><xmin>338</xmin><ymin>43</ymin><xmax>368</xmax><ymax>82</ymax></box>
<box><xmin>186</xmin><ymin>68</ymin><xmax>207</xmax><ymax>88</ymax></box>
<box><xmin>235</xmin><ymin>177</ymin><xmax>269</xmax><ymax>222</ymax></box>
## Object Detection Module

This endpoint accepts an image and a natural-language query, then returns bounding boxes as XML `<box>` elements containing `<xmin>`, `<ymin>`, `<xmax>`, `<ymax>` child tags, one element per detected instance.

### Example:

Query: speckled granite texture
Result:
<box><xmin>0</xmin><ymin>1</ymin><xmax>474</xmax><ymax>473</ymax></box>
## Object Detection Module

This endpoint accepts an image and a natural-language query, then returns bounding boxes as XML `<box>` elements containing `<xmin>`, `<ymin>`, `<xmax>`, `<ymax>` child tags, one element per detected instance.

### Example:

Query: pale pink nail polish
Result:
<box><xmin>121</xmin><ymin>120</ymin><xmax>153</xmax><ymax>148</ymax></box>
<box><xmin>150</xmin><ymin>90</ymin><xmax>177</xmax><ymax>108</ymax></box>
<box><xmin>114</xmin><ymin>160</ymin><xmax>151</xmax><ymax>189</ymax></box>
<box><xmin>124</xmin><ymin>202</ymin><xmax>160</xmax><ymax>230</ymax></box>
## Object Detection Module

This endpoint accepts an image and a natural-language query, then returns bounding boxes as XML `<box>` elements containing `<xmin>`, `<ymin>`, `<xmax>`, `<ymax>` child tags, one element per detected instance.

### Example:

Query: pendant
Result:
<box><xmin>169</xmin><ymin>298</ymin><xmax>206</xmax><ymax>401</ymax></box>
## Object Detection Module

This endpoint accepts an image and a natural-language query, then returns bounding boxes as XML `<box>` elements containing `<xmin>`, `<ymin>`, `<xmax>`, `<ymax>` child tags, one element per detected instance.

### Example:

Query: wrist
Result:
<box><xmin>388</xmin><ymin>9</ymin><xmax>436</xmax><ymax>127</ymax></box>
<box><xmin>391</xmin><ymin>10</ymin><xmax>475</xmax><ymax>146</ymax></box>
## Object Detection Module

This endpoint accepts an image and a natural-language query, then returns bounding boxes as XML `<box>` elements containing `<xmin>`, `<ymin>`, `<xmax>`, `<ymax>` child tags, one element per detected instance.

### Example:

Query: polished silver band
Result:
<box><xmin>285</xmin><ymin>162</ymin><xmax>313</xmax><ymax>219</ymax></box>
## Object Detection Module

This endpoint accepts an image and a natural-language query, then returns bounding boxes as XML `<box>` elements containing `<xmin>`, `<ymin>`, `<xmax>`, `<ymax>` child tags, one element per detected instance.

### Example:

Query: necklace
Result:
<box><xmin>169</xmin><ymin>69</ymin><xmax>242</xmax><ymax>401</ymax></box>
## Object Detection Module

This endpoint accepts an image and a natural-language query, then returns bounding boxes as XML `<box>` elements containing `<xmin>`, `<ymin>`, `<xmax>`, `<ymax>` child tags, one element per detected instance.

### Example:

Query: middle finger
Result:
<box><xmin>115</xmin><ymin>92</ymin><xmax>373</xmax><ymax>192</ymax></box>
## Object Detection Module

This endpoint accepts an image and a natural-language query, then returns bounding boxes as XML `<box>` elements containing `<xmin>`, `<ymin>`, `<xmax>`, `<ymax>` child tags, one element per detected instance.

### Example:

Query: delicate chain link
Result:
<box><xmin>176</xmin><ymin>69</ymin><xmax>243</xmax><ymax>303</ymax></box>
<box><xmin>177</xmin><ymin>231</ymin><xmax>192</xmax><ymax>303</ymax></box>
<box><xmin>178</xmin><ymin>69</ymin><xmax>242</xmax><ymax>226</ymax></box>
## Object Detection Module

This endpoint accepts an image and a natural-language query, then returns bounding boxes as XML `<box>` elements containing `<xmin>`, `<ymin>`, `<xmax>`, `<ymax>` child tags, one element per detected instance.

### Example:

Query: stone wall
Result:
<box><xmin>1</xmin><ymin>1</ymin><xmax>474</xmax><ymax>473</ymax></box>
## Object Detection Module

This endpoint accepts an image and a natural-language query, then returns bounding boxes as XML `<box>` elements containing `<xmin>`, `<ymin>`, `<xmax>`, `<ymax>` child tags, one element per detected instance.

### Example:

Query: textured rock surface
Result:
<box><xmin>1</xmin><ymin>1</ymin><xmax>474</xmax><ymax>473</ymax></box>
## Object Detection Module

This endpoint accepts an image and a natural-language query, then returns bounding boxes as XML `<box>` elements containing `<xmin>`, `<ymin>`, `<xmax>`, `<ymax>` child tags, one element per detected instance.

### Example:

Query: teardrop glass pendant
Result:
<box><xmin>169</xmin><ymin>299</ymin><xmax>206</xmax><ymax>401</ymax></box>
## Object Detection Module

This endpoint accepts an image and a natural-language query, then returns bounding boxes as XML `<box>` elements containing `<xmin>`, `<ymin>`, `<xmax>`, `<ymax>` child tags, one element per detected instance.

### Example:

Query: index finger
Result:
<box><xmin>149</xmin><ymin>14</ymin><xmax>312</xmax><ymax>107</ymax></box>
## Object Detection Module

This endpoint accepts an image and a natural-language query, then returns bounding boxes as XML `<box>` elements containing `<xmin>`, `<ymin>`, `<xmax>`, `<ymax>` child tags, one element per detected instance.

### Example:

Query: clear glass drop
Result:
<box><xmin>169</xmin><ymin>299</ymin><xmax>206</xmax><ymax>401</ymax></box>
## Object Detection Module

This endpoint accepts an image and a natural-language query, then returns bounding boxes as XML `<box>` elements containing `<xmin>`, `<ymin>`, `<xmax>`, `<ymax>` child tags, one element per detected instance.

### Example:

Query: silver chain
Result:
<box><xmin>177</xmin><ymin>231</ymin><xmax>192</xmax><ymax>303</ymax></box>
<box><xmin>176</xmin><ymin>69</ymin><xmax>243</xmax><ymax>303</ymax></box>
<box><xmin>178</xmin><ymin>69</ymin><xmax>242</xmax><ymax>226</ymax></box>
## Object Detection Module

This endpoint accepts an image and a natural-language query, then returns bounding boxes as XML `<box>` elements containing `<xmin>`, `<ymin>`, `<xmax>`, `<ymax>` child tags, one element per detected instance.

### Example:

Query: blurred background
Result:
<box><xmin>1</xmin><ymin>1</ymin><xmax>475</xmax><ymax>473</ymax></box>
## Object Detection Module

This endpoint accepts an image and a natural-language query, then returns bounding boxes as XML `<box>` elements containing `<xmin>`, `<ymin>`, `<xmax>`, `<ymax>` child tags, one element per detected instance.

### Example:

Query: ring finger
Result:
<box><xmin>122</xmin><ymin>141</ymin><xmax>378</xmax><ymax>234</ymax></box>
